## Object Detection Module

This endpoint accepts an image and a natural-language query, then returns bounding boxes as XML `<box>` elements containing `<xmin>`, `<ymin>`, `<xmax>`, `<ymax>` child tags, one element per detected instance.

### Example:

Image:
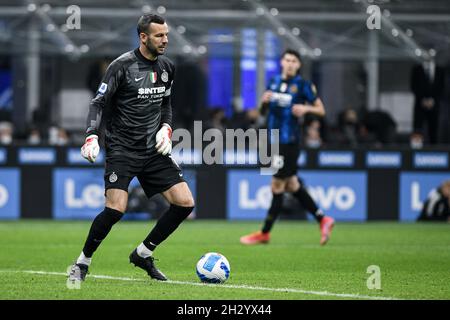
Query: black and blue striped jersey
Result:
<box><xmin>267</xmin><ymin>74</ymin><xmax>318</xmax><ymax>144</ymax></box>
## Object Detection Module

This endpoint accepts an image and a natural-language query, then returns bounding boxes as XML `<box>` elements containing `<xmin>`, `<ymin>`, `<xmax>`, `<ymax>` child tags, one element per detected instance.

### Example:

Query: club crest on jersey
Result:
<box><xmin>109</xmin><ymin>172</ymin><xmax>118</xmax><ymax>183</ymax></box>
<box><xmin>161</xmin><ymin>71</ymin><xmax>169</xmax><ymax>82</ymax></box>
<box><xmin>150</xmin><ymin>72</ymin><xmax>157</xmax><ymax>83</ymax></box>
<box><xmin>289</xmin><ymin>84</ymin><xmax>298</xmax><ymax>94</ymax></box>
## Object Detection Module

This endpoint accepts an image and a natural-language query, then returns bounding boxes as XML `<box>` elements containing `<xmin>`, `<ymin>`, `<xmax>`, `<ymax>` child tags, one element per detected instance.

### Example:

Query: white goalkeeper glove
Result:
<box><xmin>155</xmin><ymin>124</ymin><xmax>172</xmax><ymax>156</ymax></box>
<box><xmin>81</xmin><ymin>134</ymin><xmax>100</xmax><ymax>163</ymax></box>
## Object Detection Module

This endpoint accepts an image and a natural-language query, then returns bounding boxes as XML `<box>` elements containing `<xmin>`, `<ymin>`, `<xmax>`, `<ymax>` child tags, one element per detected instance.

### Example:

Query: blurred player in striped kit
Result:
<box><xmin>240</xmin><ymin>49</ymin><xmax>335</xmax><ymax>246</ymax></box>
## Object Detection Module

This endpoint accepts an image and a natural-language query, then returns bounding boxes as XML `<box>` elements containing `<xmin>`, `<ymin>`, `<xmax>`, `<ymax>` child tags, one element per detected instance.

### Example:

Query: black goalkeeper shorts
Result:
<box><xmin>104</xmin><ymin>151</ymin><xmax>185</xmax><ymax>198</ymax></box>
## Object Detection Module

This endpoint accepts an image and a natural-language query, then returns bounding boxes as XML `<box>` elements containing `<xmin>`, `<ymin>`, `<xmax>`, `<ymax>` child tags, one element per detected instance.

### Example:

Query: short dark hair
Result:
<box><xmin>282</xmin><ymin>49</ymin><xmax>301</xmax><ymax>62</ymax></box>
<box><xmin>137</xmin><ymin>14</ymin><xmax>165</xmax><ymax>35</ymax></box>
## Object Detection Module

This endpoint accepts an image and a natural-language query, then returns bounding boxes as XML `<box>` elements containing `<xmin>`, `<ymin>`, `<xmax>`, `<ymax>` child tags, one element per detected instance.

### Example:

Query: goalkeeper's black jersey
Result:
<box><xmin>86</xmin><ymin>48</ymin><xmax>175</xmax><ymax>159</ymax></box>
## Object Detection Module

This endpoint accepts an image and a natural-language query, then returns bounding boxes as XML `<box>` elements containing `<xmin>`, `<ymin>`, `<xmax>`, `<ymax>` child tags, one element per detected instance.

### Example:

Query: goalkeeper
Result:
<box><xmin>68</xmin><ymin>14</ymin><xmax>194</xmax><ymax>283</ymax></box>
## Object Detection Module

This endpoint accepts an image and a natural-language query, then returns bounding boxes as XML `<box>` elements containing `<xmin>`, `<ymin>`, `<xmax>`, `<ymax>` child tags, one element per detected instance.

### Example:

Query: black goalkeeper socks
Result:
<box><xmin>262</xmin><ymin>193</ymin><xmax>283</xmax><ymax>233</ymax></box>
<box><xmin>82</xmin><ymin>207</ymin><xmax>123</xmax><ymax>257</ymax></box>
<box><xmin>292</xmin><ymin>186</ymin><xmax>324</xmax><ymax>222</ymax></box>
<box><xmin>143</xmin><ymin>204</ymin><xmax>194</xmax><ymax>249</ymax></box>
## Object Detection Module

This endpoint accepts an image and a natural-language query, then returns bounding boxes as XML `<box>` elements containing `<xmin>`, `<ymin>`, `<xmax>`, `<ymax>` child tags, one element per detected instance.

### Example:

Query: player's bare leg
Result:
<box><xmin>69</xmin><ymin>189</ymin><xmax>126</xmax><ymax>281</ymax></box>
<box><xmin>240</xmin><ymin>177</ymin><xmax>287</xmax><ymax>245</ymax></box>
<box><xmin>105</xmin><ymin>189</ymin><xmax>128</xmax><ymax>213</ymax></box>
<box><xmin>130</xmin><ymin>182</ymin><xmax>195</xmax><ymax>280</ymax></box>
<box><xmin>162</xmin><ymin>181</ymin><xmax>195</xmax><ymax>207</ymax></box>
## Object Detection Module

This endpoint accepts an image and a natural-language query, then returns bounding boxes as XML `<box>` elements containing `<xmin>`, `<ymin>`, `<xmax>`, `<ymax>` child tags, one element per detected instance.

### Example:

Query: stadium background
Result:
<box><xmin>0</xmin><ymin>0</ymin><xmax>449</xmax><ymax>223</ymax></box>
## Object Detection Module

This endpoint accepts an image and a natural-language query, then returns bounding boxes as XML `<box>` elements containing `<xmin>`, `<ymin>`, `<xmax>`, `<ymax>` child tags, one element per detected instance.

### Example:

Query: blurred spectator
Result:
<box><xmin>0</xmin><ymin>121</ymin><xmax>13</xmax><ymax>145</ymax></box>
<box><xmin>417</xmin><ymin>180</ymin><xmax>450</xmax><ymax>222</ymax></box>
<box><xmin>337</xmin><ymin>108</ymin><xmax>360</xmax><ymax>147</ymax></box>
<box><xmin>229</xmin><ymin>98</ymin><xmax>251</xmax><ymax>130</ymax></box>
<box><xmin>410</xmin><ymin>59</ymin><xmax>445</xmax><ymax>144</ymax></box>
<box><xmin>357</xmin><ymin>124</ymin><xmax>379</xmax><ymax>146</ymax></box>
<box><xmin>361</xmin><ymin>110</ymin><xmax>397</xmax><ymax>145</ymax></box>
<box><xmin>204</xmin><ymin>108</ymin><xmax>227</xmax><ymax>133</ymax></box>
<box><xmin>127</xmin><ymin>186</ymin><xmax>168</xmax><ymax>216</ymax></box>
<box><xmin>410</xmin><ymin>132</ymin><xmax>424</xmax><ymax>149</ymax></box>
<box><xmin>57</xmin><ymin>128</ymin><xmax>69</xmax><ymax>145</ymax></box>
<box><xmin>304</xmin><ymin>118</ymin><xmax>322</xmax><ymax>148</ymax></box>
<box><xmin>246</xmin><ymin>108</ymin><xmax>265</xmax><ymax>129</ymax></box>
<box><xmin>27</xmin><ymin>127</ymin><xmax>42</xmax><ymax>145</ymax></box>
<box><xmin>48</xmin><ymin>125</ymin><xmax>69</xmax><ymax>146</ymax></box>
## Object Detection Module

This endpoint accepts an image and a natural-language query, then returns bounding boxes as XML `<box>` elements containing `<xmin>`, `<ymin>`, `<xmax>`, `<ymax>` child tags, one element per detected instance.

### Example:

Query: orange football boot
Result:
<box><xmin>320</xmin><ymin>216</ymin><xmax>335</xmax><ymax>245</ymax></box>
<box><xmin>240</xmin><ymin>231</ymin><xmax>270</xmax><ymax>245</ymax></box>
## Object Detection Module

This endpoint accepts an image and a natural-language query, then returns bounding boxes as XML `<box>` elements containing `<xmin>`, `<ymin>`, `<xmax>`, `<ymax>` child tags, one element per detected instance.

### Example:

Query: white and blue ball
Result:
<box><xmin>196</xmin><ymin>252</ymin><xmax>230</xmax><ymax>283</ymax></box>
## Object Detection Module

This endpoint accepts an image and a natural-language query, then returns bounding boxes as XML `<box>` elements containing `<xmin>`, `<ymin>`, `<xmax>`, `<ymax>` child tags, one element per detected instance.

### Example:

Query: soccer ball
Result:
<box><xmin>196</xmin><ymin>252</ymin><xmax>230</xmax><ymax>283</ymax></box>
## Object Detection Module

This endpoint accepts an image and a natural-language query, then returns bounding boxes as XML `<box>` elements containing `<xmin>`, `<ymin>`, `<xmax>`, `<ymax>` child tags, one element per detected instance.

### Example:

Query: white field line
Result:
<box><xmin>0</xmin><ymin>269</ymin><xmax>399</xmax><ymax>300</ymax></box>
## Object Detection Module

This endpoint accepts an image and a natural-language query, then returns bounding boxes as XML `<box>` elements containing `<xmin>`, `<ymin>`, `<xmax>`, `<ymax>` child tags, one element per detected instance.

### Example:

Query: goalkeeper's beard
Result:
<box><xmin>145</xmin><ymin>40</ymin><xmax>161</xmax><ymax>58</ymax></box>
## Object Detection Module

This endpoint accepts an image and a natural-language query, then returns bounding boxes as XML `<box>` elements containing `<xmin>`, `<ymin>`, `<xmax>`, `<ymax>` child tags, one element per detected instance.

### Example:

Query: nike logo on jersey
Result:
<box><xmin>135</xmin><ymin>76</ymin><xmax>145</xmax><ymax>82</ymax></box>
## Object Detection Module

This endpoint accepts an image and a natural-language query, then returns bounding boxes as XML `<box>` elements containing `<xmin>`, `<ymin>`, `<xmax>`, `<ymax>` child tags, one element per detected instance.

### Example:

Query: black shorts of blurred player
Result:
<box><xmin>272</xmin><ymin>143</ymin><xmax>300</xmax><ymax>179</ymax></box>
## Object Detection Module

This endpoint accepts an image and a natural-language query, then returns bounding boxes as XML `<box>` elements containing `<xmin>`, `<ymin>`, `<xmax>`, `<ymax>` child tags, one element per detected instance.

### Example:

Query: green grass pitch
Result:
<box><xmin>0</xmin><ymin>220</ymin><xmax>449</xmax><ymax>300</ymax></box>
